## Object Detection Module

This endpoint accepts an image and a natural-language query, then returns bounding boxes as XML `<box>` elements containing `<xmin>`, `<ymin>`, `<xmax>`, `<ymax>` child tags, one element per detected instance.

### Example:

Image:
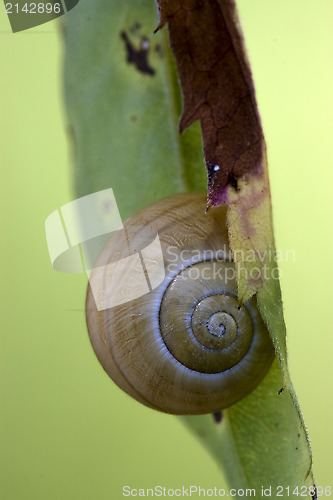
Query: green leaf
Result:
<box><xmin>182</xmin><ymin>359</ymin><xmax>313</xmax><ymax>492</ymax></box>
<box><xmin>63</xmin><ymin>0</ymin><xmax>315</xmax><ymax>495</ymax></box>
<box><xmin>63</xmin><ymin>0</ymin><xmax>205</xmax><ymax>221</ymax></box>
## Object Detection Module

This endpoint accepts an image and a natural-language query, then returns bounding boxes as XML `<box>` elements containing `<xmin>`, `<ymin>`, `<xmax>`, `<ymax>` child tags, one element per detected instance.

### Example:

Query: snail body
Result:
<box><xmin>86</xmin><ymin>192</ymin><xmax>274</xmax><ymax>415</ymax></box>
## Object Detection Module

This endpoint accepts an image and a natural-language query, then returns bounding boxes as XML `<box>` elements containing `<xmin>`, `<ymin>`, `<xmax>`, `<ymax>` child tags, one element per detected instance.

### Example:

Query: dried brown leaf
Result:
<box><xmin>155</xmin><ymin>0</ymin><xmax>264</xmax><ymax>206</ymax></box>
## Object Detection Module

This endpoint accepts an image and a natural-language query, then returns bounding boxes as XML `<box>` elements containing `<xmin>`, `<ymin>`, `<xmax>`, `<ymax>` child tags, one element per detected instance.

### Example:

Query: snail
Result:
<box><xmin>85</xmin><ymin>191</ymin><xmax>275</xmax><ymax>415</ymax></box>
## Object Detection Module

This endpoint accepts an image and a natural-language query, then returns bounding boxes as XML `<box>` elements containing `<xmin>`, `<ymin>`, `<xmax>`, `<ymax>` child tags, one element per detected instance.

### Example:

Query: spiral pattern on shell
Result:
<box><xmin>86</xmin><ymin>192</ymin><xmax>275</xmax><ymax>414</ymax></box>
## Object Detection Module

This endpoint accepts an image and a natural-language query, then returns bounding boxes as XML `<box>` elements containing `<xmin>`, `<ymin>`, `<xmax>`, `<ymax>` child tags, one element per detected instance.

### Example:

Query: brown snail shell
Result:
<box><xmin>86</xmin><ymin>192</ymin><xmax>275</xmax><ymax>415</ymax></box>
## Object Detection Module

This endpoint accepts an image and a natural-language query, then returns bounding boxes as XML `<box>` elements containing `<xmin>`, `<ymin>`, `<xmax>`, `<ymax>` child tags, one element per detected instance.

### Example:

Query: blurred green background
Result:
<box><xmin>1</xmin><ymin>1</ymin><xmax>332</xmax><ymax>499</ymax></box>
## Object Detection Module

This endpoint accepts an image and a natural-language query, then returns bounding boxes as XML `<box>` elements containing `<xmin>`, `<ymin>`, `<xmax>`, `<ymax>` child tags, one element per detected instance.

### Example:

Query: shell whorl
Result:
<box><xmin>86</xmin><ymin>192</ymin><xmax>275</xmax><ymax>414</ymax></box>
